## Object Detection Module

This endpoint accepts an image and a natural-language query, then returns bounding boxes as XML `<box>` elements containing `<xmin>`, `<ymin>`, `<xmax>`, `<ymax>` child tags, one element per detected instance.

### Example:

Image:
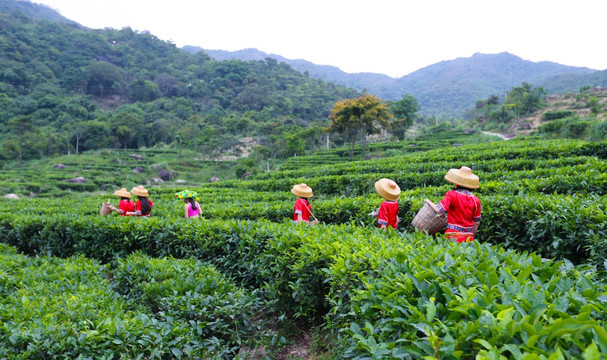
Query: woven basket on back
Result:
<box><xmin>411</xmin><ymin>199</ymin><xmax>447</xmax><ymax>235</ymax></box>
<box><xmin>100</xmin><ymin>202</ymin><xmax>112</xmax><ymax>216</ymax></box>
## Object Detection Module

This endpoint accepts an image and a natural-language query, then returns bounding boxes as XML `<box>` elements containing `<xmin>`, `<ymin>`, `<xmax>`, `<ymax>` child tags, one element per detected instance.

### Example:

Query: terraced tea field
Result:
<box><xmin>0</xmin><ymin>138</ymin><xmax>606</xmax><ymax>359</ymax></box>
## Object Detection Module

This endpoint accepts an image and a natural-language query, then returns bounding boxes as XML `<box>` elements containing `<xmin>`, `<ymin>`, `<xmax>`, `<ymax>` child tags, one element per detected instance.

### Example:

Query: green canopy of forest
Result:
<box><xmin>0</xmin><ymin>1</ymin><xmax>360</xmax><ymax>166</ymax></box>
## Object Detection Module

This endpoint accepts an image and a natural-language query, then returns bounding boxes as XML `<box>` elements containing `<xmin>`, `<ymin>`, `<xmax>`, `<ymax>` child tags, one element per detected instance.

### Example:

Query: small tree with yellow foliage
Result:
<box><xmin>328</xmin><ymin>94</ymin><xmax>391</xmax><ymax>159</ymax></box>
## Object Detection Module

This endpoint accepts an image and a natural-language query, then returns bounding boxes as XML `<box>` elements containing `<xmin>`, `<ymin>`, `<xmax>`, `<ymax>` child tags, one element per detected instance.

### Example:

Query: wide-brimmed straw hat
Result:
<box><xmin>113</xmin><ymin>188</ymin><xmax>131</xmax><ymax>198</ymax></box>
<box><xmin>374</xmin><ymin>178</ymin><xmax>401</xmax><ymax>201</ymax></box>
<box><xmin>291</xmin><ymin>183</ymin><xmax>313</xmax><ymax>198</ymax></box>
<box><xmin>445</xmin><ymin>166</ymin><xmax>479</xmax><ymax>189</ymax></box>
<box><xmin>130</xmin><ymin>185</ymin><xmax>149</xmax><ymax>197</ymax></box>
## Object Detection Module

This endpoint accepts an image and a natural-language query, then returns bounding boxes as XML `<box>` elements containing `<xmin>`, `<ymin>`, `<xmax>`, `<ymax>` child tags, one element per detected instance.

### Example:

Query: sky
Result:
<box><xmin>32</xmin><ymin>0</ymin><xmax>607</xmax><ymax>78</ymax></box>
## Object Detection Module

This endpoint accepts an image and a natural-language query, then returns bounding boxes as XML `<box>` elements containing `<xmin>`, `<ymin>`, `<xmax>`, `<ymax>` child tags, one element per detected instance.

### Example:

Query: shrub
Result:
<box><xmin>542</xmin><ymin>110</ymin><xmax>574</xmax><ymax>121</ymax></box>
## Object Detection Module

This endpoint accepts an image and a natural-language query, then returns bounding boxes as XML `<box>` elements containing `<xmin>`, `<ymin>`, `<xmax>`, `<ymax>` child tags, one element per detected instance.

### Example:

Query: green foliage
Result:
<box><xmin>537</xmin><ymin>116</ymin><xmax>595</xmax><ymax>139</ymax></box>
<box><xmin>505</xmin><ymin>82</ymin><xmax>546</xmax><ymax>116</ymax></box>
<box><xmin>0</xmin><ymin>244</ymin><xmax>261</xmax><ymax>359</ymax></box>
<box><xmin>341</xmin><ymin>240</ymin><xmax>607</xmax><ymax>359</ymax></box>
<box><xmin>542</xmin><ymin>109</ymin><xmax>575</xmax><ymax>120</ymax></box>
<box><xmin>388</xmin><ymin>95</ymin><xmax>420</xmax><ymax>139</ymax></box>
<box><xmin>0</xmin><ymin>3</ymin><xmax>360</xmax><ymax>161</ymax></box>
<box><xmin>2</xmin><ymin>135</ymin><xmax>607</xmax><ymax>358</ymax></box>
<box><xmin>328</xmin><ymin>94</ymin><xmax>391</xmax><ymax>159</ymax></box>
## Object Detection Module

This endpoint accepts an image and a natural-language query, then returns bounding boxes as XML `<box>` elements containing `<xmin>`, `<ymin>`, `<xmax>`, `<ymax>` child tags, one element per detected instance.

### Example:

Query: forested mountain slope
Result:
<box><xmin>0</xmin><ymin>0</ymin><xmax>359</xmax><ymax>167</ymax></box>
<box><xmin>195</xmin><ymin>47</ymin><xmax>600</xmax><ymax>116</ymax></box>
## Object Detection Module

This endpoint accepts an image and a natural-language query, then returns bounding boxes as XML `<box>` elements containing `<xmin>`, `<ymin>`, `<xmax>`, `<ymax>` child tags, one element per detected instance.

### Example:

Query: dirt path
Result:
<box><xmin>482</xmin><ymin>131</ymin><xmax>510</xmax><ymax>140</ymax></box>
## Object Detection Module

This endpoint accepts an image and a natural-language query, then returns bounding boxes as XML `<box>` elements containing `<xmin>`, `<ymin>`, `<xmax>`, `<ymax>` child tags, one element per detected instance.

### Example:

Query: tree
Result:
<box><xmin>174</xmin><ymin>134</ymin><xmax>183</xmax><ymax>160</ymax></box>
<box><xmin>85</xmin><ymin>61</ymin><xmax>123</xmax><ymax>97</ymax></box>
<box><xmin>328</xmin><ymin>94</ymin><xmax>390</xmax><ymax>159</ymax></box>
<box><xmin>7</xmin><ymin>115</ymin><xmax>36</xmax><ymax>169</ymax></box>
<box><xmin>505</xmin><ymin>82</ymin><xmax>546</xmax><ymax>116</ymax></box>
<box><xmin>110</xmin><ymin>112</ymin><xmax>144</xmax><ymax>149</ymax></box>
<box><xmin>389</xmin><ymin>95</ymin><xmax>420</xmax><ymax>140</ymax></box>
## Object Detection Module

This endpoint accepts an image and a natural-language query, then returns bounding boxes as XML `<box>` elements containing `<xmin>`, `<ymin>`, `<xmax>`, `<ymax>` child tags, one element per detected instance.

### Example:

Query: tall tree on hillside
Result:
<box><xmin>86</xmin><ymin>61</ymin><xmax>123</xmax><ymax>97</ymax></box>
<box><xmin>505</xmin><ymin>82</ymin><xmax>546</xmax><ymax>116</ymax></box>
<box><xmin>110</xmin><ymin>112</ymin><xmax>144</xmax><ymax>149</ymax></box>
<box><xmin>389</xmin><ymin>94</ymin><xmax>420</xmax><ymax>140</ymax></box>
<box><xmin>328</xmin><ymin>94</ymin><xmax>391</xmax><ymax>159</ymax></box>
<box><xmin>7</xmin><ymin>115</ymin><xmax>36</xmax><ymax>169</ymax></box>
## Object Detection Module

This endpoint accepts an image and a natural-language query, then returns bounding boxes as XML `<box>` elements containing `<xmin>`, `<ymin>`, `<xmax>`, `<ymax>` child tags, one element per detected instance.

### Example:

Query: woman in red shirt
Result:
<box><xmin>111</xmin><ymin>188</ymin><xmax>135</xmax><ymax>216</ymax></box>
<box><xmin>436</xmin><ymin>166</ymin><xmax>481</xmax><ymax>243</ymax></box>
<box><xmin>129</xmin><ymin>186</ymin><xmax>154</xmax><ymax>217</ymax></box>
<box><xmin>373</xmin><ymin>178</ymin><xmax>401</xmax><ymax>230</ymax></box>
<box><xmin>291</xmin><ymin>183</ymin><xmax>313</xmax><ymax>223</ymax></box>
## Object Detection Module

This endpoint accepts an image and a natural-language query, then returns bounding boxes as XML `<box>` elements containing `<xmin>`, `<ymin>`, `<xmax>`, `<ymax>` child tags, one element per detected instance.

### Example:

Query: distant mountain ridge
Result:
<box><xmin>0</xmin><ymin>0</ymin><xmax>78</xmax><ymax>24</ymax></box>
<box><xmin>185</xmin><ymin>46</ymin><xmax>602</xmax><ymax>116</ymax></box>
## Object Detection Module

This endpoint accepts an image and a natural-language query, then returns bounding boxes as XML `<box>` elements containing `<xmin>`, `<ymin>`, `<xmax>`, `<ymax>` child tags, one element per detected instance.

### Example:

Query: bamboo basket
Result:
<box><xmin>411</xmin><ymin>199</ymin><xmax>447</xmax><ymax>235</ymax></box>
<box><xmin>100</xmin><ymin>202</ymin><xmax>112</xmax><ymax>216</ymax></box>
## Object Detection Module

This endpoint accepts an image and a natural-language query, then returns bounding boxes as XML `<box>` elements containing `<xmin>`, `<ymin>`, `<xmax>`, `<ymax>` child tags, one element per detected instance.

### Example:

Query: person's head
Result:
<box><xmin>185</xmin><ymin>197</ymin><xmax>197</xmax><ymax>210</ymax></box>
<box><xmin>131</xmin><ymin>186</ymin><xmax>151</xmax><ymax>214</ymax></box>
<box><xmin>374</xmin><ymin>178</ymin><xmax>401</xmax><ymax>201</ymax></box>
<box><xmin>444</xmin><ymin>166</ymin><xmax>479</xmax><ymax>190</ymax></box>
<box><xmin>291</xmin><ymin>183</ymin><xmax>313</xmax><ymax>199</ymax></box>
<box><xmin>113</xmin><ymin>188</ymin><xmax>131</xmax><ymax>200</ymax></box>
<box><xmin>175</xmin><ymin>190</ymin><xmax>199</xmax><ymax>210</ymax></box>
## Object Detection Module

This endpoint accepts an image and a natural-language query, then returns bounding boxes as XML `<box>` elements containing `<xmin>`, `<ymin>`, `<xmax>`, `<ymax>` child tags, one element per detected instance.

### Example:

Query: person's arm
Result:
<box><xmin>196</xmin><ymin>202</ymin><xmax>202</xmax><ymax>216</ymax></box>
<box><xmin>126</xmin><ymin>201</ymin><xmax>139</xmax><ymax>216</ymax></box>
<box><xmin>472</xmin><ymin>198</ymin><xmax>481</xmax><ymax>235</ymax></box>
<box><xmin>184</xmin><ymin>203</ymin><xmax>189</xmax><ymax>218</ymax></box>
<box><xmin>436</xmin><ymin>192</ymin><xmax>452</xmax><ymax>217</ymax></box>
<box><xmin>294</xmin><ymin>199</ymin><xmax>305</xmax><ymax>222</ymax></box>
<box><xmin>113</xmin><ymin>202</ymin><xmax>125</xmax><ymax>215</ymax></box>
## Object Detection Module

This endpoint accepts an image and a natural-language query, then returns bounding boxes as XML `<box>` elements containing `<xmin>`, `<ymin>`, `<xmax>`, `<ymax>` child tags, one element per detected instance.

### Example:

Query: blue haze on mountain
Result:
<box><xmin>184</xmin><ymin>46</ymin><xmax>600</xmax><ymax>116</ymax></box>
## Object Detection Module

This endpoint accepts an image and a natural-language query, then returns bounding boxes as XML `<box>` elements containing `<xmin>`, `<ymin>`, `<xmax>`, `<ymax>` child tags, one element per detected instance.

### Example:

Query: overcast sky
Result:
<box><xmin>33</xmin><ymin>0</ymin><xmax>607</xmax><ymax>78</ymax></box>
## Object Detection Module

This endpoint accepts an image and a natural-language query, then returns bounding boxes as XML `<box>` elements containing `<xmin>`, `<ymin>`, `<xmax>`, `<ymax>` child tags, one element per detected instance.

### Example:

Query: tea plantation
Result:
<box><xmin>0</xmin><ymin>138</ymin><xmax>606</xmax><ymax>359</ymax></box>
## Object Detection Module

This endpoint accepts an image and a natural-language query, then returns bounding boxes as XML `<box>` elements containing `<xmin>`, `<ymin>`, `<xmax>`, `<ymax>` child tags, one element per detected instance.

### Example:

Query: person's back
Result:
<box><xmin>437</xmin><ymin>167</ymin><xmax>481</xmax><ymax>243</ymax></box>
<box><xmin>187</xmin><ymin>201</ymin><xmax>200</xmax><ymax>218</ymax></box>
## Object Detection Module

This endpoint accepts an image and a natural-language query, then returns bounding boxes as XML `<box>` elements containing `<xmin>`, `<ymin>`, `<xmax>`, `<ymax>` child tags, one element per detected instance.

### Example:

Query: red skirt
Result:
<box><xmin>445</xmin><ymin>230</ymin><xmax>474</xmax><ymax>243</ymax></box>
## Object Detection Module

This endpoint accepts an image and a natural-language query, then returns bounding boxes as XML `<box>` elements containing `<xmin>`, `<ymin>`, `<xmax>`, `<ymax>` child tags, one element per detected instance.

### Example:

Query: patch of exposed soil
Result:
<box><xmin>489</xmin><ymin>86</ymin><xmax>607</xmax><ymax>137</ymax></box>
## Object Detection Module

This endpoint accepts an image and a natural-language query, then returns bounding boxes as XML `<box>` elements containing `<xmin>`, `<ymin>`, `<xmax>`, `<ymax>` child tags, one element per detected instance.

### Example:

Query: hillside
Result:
<box><xmin>0</xmin><ymin>0</ymin><xmax>359</xmax><ymax>169</ymax></box>
<box><xmin>1</xmin><ymin>138</ymin><xmax>606</xmax><ymax>358</ymax></box>
<box><xmin>194</xmin><ymin>47</ymin><xmax>602</xmax><ymax>116</ymax></box>
<box><xmin>0</xmin><ymin>0</ymin><xmax>77</xmax><ymax>24</ymax></box>
<box><xmin>540</xmin><ymin>69</ymin><xmax>607</xmax><ymax>94</ymax></box>
<box><xmin>184</xmin><ymin>46</ymin><xmax>396</xmax><ymax>97</ymax></box>
<box><xmin>470</xmin><ymin>85</ymin><xmax>607</xmax><ymax>140</ymax></box>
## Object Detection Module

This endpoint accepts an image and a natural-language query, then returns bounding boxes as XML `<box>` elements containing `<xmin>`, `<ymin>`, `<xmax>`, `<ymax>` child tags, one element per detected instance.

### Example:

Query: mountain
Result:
<box><xmin>182</xmin><ymin>46</ymin><xmax>396</xmax><ymax>94</ymax></box>
<box><xmin>0</xmin><ymin>0</ymin><xmax>78</xmax><ymax>24</ymax></box>
<box><xmin>393</xmin><ymin>52</ymin><xmax>595</xmax><ymax>116</ymax></box>
<box><xmin>190</xmin><ymin>47</ymin><xmax>599</xmax><ymax>116</ymax></box>
<box><xmin>539</xmin><ymin>70</ymin><xmax>607</xmax><ymax>94</ymax></box>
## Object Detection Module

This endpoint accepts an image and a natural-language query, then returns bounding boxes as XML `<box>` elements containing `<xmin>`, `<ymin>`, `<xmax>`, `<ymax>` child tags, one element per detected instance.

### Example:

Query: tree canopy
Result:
<box><xmin>0</xmin><ymin>2</ymin><xmax>360</xmax><ymax>166</ymax></box>
<box><xmin>328</xmin><ymin>94</ymin><xmax>391</xmax><ymax>159</ymax></box>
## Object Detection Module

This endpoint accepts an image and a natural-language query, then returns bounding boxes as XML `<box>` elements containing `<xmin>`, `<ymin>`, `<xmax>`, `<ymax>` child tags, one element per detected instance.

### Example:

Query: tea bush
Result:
<box><xmin>0</xmin><ymin>244</ymin><xmax>263</xmax><ymax>359</ymax></box>
<box><xmin>1</xmin><ymin>138</ymin><xmax>607</xmax><ymax>358</ymax></box>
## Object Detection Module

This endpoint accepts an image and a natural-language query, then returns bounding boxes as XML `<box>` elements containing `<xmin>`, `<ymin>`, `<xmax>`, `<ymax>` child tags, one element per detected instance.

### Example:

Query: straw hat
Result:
<box><xmin>113</xmin><ymin>188</ymin><xmax>131</xmax><ymax>198</ymax></box>
<box><xmin>291</xmin><ymin>183</ymin><xmax>313</xmax><ymax>198</ymax></box>
<box><xmin>445</xmin><ymin>166</ymin><xmax>479</xmax><ymax>189</ymax></box>
<box><xmin>130</xmin><ymin>185</ymin><xmax>149</xmax><ymax>197</ymax></box>
<box><xmin>374</xmin><ymin>178</ymin><xmax>401</xmax><ymax>201</ymax></box>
